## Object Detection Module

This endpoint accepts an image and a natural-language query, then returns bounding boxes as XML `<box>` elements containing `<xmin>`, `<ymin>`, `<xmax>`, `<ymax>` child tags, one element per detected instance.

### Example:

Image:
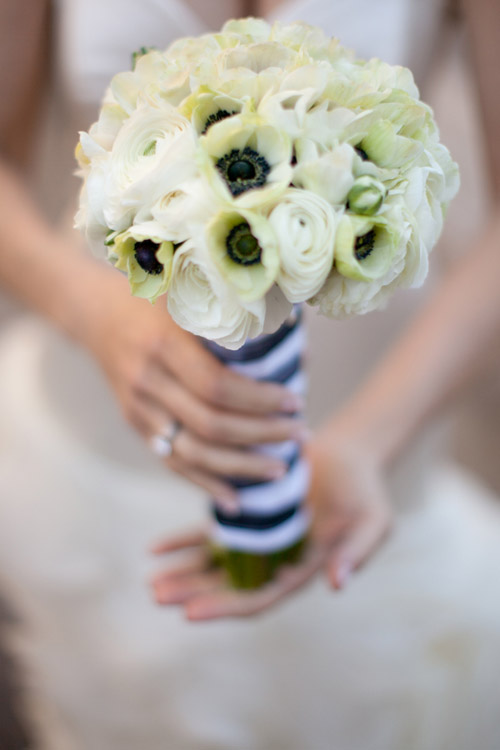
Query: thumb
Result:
<box><xmin>326</xmin><ymin>508</ymin><xmax>392</xmax><ymax>590</ymax></box>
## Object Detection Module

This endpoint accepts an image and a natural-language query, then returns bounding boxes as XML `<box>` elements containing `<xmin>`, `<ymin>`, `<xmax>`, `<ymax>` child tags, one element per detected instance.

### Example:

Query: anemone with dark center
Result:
<box><xmin>216</xmin><ymin>146</ymin><xmax>271</xmax><ymax>197</ymax></box>
<box><xmin>226</xmin><ymin>222</ymin><xmax>262</xmax><ymax>266</ymax></box>
<box><xmin>202</xmin><ymin>109</ymin><xmax>237</xmax><ymax>135</ymax></box>
<box><xmin>355</xmin><ymin>145</ymin><xmax>369</xmax><ymax>161</ymax></box>
<box><xmin>134</xmin><ymin>240</ymin><xmax>164</xmax><ymax>275</ymax></box>
<box><xmin>354</xmin><ymin>229</ymin><xmax>376</xmax><ymax>260</ymax></box>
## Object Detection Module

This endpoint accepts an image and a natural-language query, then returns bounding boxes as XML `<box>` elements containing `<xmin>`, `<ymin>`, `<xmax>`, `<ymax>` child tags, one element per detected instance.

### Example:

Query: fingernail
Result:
<box><xmin>336</xmin><ymin>562</ymin><xmax>352</xmax><ymax>589</ymax></box>
<box><xmin>281</xmin><ymin>394</ymin><xmax>305</xmax><ymax>413</ymax></box>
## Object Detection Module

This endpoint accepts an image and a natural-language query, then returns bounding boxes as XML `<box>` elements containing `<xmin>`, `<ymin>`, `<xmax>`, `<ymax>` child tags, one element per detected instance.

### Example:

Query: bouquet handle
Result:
<box><xmin>203</xmin><ymin>307</ymin><xmax>310</xmax><ymax>588</ymax></box>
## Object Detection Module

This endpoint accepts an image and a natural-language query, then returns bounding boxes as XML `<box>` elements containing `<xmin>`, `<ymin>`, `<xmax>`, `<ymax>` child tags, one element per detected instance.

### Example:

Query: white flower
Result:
<box><xmin>109</xmin><ymin>221</ymin><xmax>175</xmax><ymax>303</ymax></box>
<box><xmin>334</xmin><ymin>208</ymin><xmax>409</xmax><ymax>283</ymax></box>
<box><xmin>167</xmin><ymin>239</ymin><xmax>265</xmax><ymax>349</ymax></box>
<box><xmin>292</xmin><ymin>144</ymin><xmax>356</xmax><ymax>206</ymax></box>
<box><xmin>269</xmin><ymin>188</ymin><xmax>337</xmax><ymax>302</ymax></box>
<box><xmin>219</xmin><ymin>41</ymin><xmax>298</xmax><ymax>75</ymax></box>
<box><xmin>102</xmin><ymin>102</ymin><xmax>195</xmax><ymax>230</ymax></box>
<box><xmin>206</xmin><ymin>207</ymin><xmax>279</xmax><ymax>302</ymax></box>
<box><xmin>198</xmin><ymin>113</ymin><xmax>292</xmax><ymax>208</ymax></box>
<box><xmin>110</xmin><ymin>51</ymin><xmax>190</xmax><ymax>113</ymax></box>
<box><xmin>221</xmin><ymin>18</ymin><xmax>272</xmax><ymax>43</ymax></box>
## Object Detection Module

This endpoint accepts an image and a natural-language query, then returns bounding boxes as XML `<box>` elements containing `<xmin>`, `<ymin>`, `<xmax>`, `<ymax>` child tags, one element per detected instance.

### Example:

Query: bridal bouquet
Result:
<box><xmin>75</xmin><ymin>18</ymin><xmax>459</xmax><ymax>587</ymax></box>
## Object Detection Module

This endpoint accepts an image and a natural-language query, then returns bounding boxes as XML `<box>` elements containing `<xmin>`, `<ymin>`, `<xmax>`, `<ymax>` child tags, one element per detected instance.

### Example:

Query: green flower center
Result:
<box><xmin>135</xmin><ymin>240</ymin><xmax>164</xmax><ymax>275</ymax></box>
<box><xmin>226</xmin><ymin>222</ymin><xmax>262</xmax><ymax>266</ymax></box>
<box><xmin>354</xmin><ymin>229</ymin><xmax>376</xmax><ymax>260</ymax></box>
<box><xmin>202</xmin><ymin>109</ymin><xmax>237</xmax><ymax>134</ymax></box>
<box><xmin>216</xmin><ymin>147</ymin><xmax>271</xmax><ymax>197</ymax></box>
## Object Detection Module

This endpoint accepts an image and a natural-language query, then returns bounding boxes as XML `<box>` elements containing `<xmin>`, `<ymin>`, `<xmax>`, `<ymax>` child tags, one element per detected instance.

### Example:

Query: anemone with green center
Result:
<box><xmin>134</xmin><ymin>239</ymin><xmax>164</xmax><ymax>275</ymax></box>
<box><xmin>216</xmin><ymin>146</ymin><xmax>271</xmax><ymax>197</ymax></box>
<box><xmin>206</xmin><ymin>208</ymin><xmax>279</xmax><ymax>302</ymax></box>
<box><xmin>226</xmin><ymin>222</ymin><xmax>262</xmax><ymax>266</ymax></box>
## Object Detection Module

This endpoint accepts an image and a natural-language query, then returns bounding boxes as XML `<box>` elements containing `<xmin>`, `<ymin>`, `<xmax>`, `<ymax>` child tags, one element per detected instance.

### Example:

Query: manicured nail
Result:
<box><xmin>281</xmin><ymin>394</ymin><xmax>305</xmax><ymax>413</ymax></box>
<box><xmin>336</xmin><ymin>562</ymin><xmax>352</xmax><ymax>589</ymax></box>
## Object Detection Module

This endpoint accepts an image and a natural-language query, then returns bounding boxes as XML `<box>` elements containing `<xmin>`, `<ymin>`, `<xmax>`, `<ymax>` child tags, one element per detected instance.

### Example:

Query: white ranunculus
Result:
<box><xmin>219</xmin><ymin>42</ymin><xmax>298</xmax><ymax>75</ymax></box>
<box><xmin>167</xmin><ymin>240</ymin><xmax>265</xmax><ymax>349</ymax></box>
<box><xmin>292</xmin><ymin>144</ymin><xmax>356</xmax><ymax>206</ymax></box>
<box><xmin>402</xmin><ymin>145</ymin><xmax>459</xmax><ymax>253</ymax></box>
<box><xmin>258</xmin><ymin>65</ymin><xmax>356</xmax><ymax>145</ymax></box>
<box><xmin>269</xmin><ymin>188</ymin><xmax>337</xmax><ymax>302</ymax></box>
<box><xmin>110</xmin><ymin>52</ymin><xmax>191</xmax><ymax>113</ymax></box>
<box><xmin>102</xmin><ymin>103</ymin><xmax>194</xmax><ymax>230</ymax></box>
<box><xmin>87</xmin><ymin>100</ymin><xmax>129</xmax><ymax>152</ymax></box>
<box><xmin>221</xmin><ymin>18</ymin><xmax>272</xmax><ymax>43</ymax></box>
<box><xmin>151</xmin><ymin>178</ymin><xmax>221</xmax><ymax>243</ymax></box>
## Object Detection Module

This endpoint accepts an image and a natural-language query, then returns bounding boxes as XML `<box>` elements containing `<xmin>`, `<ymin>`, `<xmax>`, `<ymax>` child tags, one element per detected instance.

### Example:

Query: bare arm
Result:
<box><xmin>0</xmin><ymin>0</ymin><xmax>305</xmax><ymax>503</ymax></box>
<box><xmin>319</xmin><ymin>0</ymin><xmax>500</xmax><ymax>467</ymax></box>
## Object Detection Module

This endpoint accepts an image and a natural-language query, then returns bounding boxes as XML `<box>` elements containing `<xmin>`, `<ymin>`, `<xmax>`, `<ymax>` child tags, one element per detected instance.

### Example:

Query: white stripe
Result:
<box><xmin>255</xmin><ymin>439</ymin><xmax>298</xmax><ymax>462</ymax></box>
<box><xmin>284</xmin><ymin>370</ymin><xmax>307</xmax><ymax>395</ymax></box>
<box><xmin>229</xmin><ymin>325</ymin><xmax>305</xmax><ymax>379</ymax></box>
<box><xmin>211</xmin><ymin>508</ymin><xmax>310</xmax><ymax>553</ymax></box>
<box><xmin>239</xmin><ymin>459</ymin><xmax>310</xmax><ymax>514</ymax></box>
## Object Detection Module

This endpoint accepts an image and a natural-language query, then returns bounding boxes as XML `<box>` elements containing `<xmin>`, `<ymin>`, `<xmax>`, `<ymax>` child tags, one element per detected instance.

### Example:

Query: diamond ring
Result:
<box><xmin>150</xmin><ymin>420</ymin><xmax>181</xmax><ymax>458</ymax></box>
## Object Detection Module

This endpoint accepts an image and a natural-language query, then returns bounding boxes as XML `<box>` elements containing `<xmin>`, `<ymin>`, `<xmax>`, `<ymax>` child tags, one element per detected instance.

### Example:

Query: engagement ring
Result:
<box><xmin>150</xmin><ymin>421</ymin><xmax>181</xmax><ymax>458</ymax></box>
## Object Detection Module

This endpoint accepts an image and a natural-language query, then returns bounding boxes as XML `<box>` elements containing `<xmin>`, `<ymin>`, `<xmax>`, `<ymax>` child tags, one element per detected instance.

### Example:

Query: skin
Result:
<box><xmin>0</xmin><ymin>0</ymin><xmax>310</xmax><ymax>510</ymax></box>
<box><xmin>152</xmin><ymin>0</ymin><xmax>500</xmax><ymax>619</ymax></box>
<box><xmin>1</xmin><ymin>0</ymin><xmax>499</xmax><ymax>618</ymax></box>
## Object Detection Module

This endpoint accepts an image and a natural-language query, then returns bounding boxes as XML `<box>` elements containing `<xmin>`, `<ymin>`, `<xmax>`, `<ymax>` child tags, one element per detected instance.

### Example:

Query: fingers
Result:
<box><xmin>325</xmin><ymin>507</ymin><xmax>392</xmax><ymax>590</ymax></box>
<box><xmin>154</xmin><ymin>569</ymin><xmax>226</xmax><ymax>605</ymax></box>
<box><xmin>161</xmin><ymin>335</ymin><xmax>304</xmax><ymax>416</ymax></box>
<box><xmin>184</xmin><ymin>545</ymin><xmax>324</xmax><ymax>621</ymax></box>
<box><xmin>144</xmin><ymin>365</ymin><xmax>307</xmax><ymax>448</ymax></box>
<box><xmin>150</xmin><ymin>529</ymin><xmax>208</xmax><ymax>555</ymax></box>
<box><xmin>164</xmin><ymin>456</ymin><xmax>238</xmax><ymax>510</ymax></box>
<box><xmin>171</xmin><ymin>430</ymin><xmax>287</xmax><ymax>481</ymax></box>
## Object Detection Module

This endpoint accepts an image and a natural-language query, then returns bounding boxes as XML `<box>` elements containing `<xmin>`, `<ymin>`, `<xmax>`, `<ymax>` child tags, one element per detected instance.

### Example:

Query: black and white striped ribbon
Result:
<box><xmin>204</xmin><ymin>308</ymin><xmax>310</xmax><ymax>554</ymax></box>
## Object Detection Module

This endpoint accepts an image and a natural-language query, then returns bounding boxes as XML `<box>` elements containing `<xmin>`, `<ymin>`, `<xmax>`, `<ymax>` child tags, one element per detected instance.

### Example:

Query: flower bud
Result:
<box><xmin>347</xmin><ymin>176</ymin><xmax>386</xmax><ymax>216</ymax></box>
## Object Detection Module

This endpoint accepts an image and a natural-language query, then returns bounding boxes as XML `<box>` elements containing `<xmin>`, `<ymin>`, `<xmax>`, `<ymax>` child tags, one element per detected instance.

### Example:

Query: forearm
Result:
<box><xmin>0</xmin><ymin>158</ymin><xmax>119</xmax><ymax>344</ymax></box>
<box><xmin>324</xmin><ymin>208</ymin><xmax>500</xmax><ymax>466</ymax></box>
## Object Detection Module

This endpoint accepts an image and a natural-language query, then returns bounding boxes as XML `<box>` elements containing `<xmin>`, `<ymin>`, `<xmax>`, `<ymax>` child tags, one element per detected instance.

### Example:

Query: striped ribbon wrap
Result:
<box><xmin>204</xmin><ymin>308</ymin><xmax>311</xmax><ymax>588</ymax></box>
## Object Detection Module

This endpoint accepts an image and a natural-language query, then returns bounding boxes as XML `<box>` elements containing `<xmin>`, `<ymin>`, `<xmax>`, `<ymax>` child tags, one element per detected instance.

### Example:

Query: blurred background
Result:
<box><xmin>0</xmin><ymin>0</ymin><xmax>499</xmax><ymax>748</ymax></box>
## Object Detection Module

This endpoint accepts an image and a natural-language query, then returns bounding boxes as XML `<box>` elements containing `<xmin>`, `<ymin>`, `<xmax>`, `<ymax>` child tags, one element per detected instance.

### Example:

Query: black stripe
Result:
<box><xmin>229</xmin><ymin>449</ymin><xmax>301</xmax><ymax>489</ymax></box>
<box><xmin>204</xmin><ymin>308</ymin><xmax>303</xmax><ymax>363</ymax></box>
<box><xmin>261</xmin><ymin>354</ymin><xmax>301</xmax><ymax>384</ymax></box>
<box><xmin>214</xmin><ymin>503</ymin><xmax>301</xmax><ymax>530</ymax></box>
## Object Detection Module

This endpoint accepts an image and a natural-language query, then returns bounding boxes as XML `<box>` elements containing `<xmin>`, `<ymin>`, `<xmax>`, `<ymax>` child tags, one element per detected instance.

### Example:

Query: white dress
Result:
<box><xmin>1</xmin><ymin>2</ymin><xmax>500</xmax><ymax>749</ymax></box>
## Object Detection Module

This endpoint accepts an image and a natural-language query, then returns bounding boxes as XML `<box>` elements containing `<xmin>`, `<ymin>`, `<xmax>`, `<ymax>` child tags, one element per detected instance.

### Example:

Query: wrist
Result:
<box><xmin>47</xmin><ymin>250</ymin><xmax>121</xmax><ymax>350</ymax></box>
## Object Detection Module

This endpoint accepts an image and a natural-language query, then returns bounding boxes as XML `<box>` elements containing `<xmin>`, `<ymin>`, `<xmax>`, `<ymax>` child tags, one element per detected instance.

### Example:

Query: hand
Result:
<box><xmin>150</xmin><ymin>529</ymin><xmax>326</xmax><ymax>620</ymax></box>
<box><xmin>80</xmin><ymin>271</ymin><xmax>306</xmax><ymax>506</ymax></box>
<box><xmin>150</xmin><ymin>429</ymin><xmax>393</xmax><ymax>620</ymax></box>
<box><xmin>306</xmin><ymin>429</ymin><xmax>393</xmax><ymax>589</ymax></box>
